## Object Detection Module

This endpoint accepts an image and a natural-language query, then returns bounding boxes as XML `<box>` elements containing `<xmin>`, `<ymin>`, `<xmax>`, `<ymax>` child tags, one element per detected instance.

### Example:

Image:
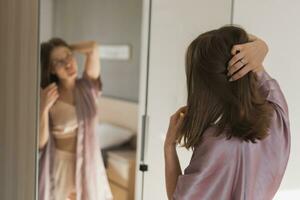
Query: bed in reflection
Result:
<box><xmin>96</xmin><ymin>96</ymin><xmax>138</xmax><ymax>200</ymax></box>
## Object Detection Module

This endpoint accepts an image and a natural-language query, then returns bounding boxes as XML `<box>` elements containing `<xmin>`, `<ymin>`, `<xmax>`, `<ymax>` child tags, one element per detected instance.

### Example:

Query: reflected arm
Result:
<box><xmin>70</xmin><ymin>41</ymin><xmax>100</xmax><ymax>80</ymax></box>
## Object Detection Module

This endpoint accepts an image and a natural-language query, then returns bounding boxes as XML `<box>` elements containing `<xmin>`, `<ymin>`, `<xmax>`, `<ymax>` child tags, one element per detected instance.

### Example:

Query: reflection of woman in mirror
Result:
<box><xmin>39</xmin><ymin>38</ymin><xmax>112</xmax><ymax>200</ymax></box>
<box><xmin>164</xmin><ymin>26</ymin><xmax>290</xmax><ymax>200</ymax></box>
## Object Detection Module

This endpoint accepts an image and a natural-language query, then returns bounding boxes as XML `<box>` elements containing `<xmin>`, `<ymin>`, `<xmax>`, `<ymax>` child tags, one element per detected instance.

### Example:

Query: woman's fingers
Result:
<box><xmin>227</xmin><ymin>38</ymin><xmax>268</xmax><ymax>82</ymax></box>
<box><xmin>45</xmin><ymin>83</ymin><xmax>54</xmax><ymax>91</ymax></box>
<box><xmin>47</xmin><ymin>87</ymin><xmax>58</xmax><ymax>98</ymax></box>
<box><xmin>169</xmin><ymin>106</ymin><xmax>187</xmax><ymax>128</ymax></box>
<box><xmin>48</xmin><ymin>91</ymin><xmax>59</xmax><ymax>105</ymax></box>
<box><xmin>49</xmin><ymin>94</ymin><xmax>58</xmax><ymax>102</ymax></box>
<box><xmin>44</xmin><ymin>83</ymin><xmax>57</xmax><ymax>92</ymax></box>
<box><xmin>40</xmin><ymin>83</ymin><xmax>59</xmax><ymax>110</ymax></box>
<box><xmin>41</xmin><ymin>85</ymin><xmax>55</xmax><ymax>98</ymax></box>
<box><xmin>228</xmin><ymin>51</ymin><xmax>245</xmax><ymax>67</ymax></box>
<box><xmin>229</xmin><ymin>65</ymin><xmax>252</xmax><ymax>81</ymax></box>
<box><xmin>175</xmin><ymin>106</ymin><xmax>187</xmax><ymax>115</ymax></box>
<box><xmin>166</xmin><ymin>106</ymin><xmax>187</xmax><ymax>145</ymax></box>
<box><xmin>171</xmin><ymin>106</ymin><xmax>187</xmax><ymax>122</ymax></box>
<box><xmin>48</xmin><ymin>90</ymin><xmax>58</xmax><ymax>98</ymax></box>
<box><xmin>227</xmin><ymin>59</ymin><xmax>247</xmax><ymax>76</ymax></box>
<box><xmin>175</xmin><ymin>112</ymin><xmax>185</xmax><ymax>129</ymax></box>
<box><xmin>231</xmin><ymin>44</ymin><xmax>243</xmax><ymax>55</ymax></box>
<box><xmin>47</xmin><ymin>83</ymin><xmax>58</xmax><ymax>93</ymax></box>
<box><xmin>45</xmin><ymin>85</ymin><xmax>59</xmax><ymax>105</ymax></box>
<box><xmin>52</xmin><ymin>93</ymin><xmax>60</xmax><ymax>101</ymax></box>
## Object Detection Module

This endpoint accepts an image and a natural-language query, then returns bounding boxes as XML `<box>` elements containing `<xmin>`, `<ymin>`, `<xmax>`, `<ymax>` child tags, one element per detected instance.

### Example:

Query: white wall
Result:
<box><xmin>233</xmin><ymin>0</ymin><xmax>300</xmax><ymax>198</ymax></box>
<box><xmin>137</xmin><ymin>1</ymin><xmax>232</xmax><ymax>199</ymax></box>
<box><xmin>53</xmin><ymin>0</ymin><xmax>142</xmax><ymax>102</ymax></box>
<box><xmin>40</xmin><ymin>0</ymin><xmax>53</xmax><ymax>42</ymax></box>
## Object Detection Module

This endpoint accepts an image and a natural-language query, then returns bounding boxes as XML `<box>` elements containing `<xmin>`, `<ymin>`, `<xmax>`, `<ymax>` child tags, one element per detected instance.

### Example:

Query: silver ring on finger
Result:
<box><xmin>240</xmin><ymin>59</ymin><xmax>246</xmax><ymax>66</ymax></box>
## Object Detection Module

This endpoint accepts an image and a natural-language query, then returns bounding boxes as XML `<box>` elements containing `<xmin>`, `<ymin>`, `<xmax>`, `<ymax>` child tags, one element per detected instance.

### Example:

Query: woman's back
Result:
<box><xmin>173</xmin><ymin>70</ymin><xmax>290</xmax><ymax>200</ymax></box>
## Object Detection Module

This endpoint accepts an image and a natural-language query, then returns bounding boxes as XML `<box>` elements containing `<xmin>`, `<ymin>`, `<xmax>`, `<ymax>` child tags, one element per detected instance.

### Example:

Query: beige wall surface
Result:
<box><xmin>0</xmin><ymin>0</ymin><xmax>39</xmax><ymax>199</ymax></box>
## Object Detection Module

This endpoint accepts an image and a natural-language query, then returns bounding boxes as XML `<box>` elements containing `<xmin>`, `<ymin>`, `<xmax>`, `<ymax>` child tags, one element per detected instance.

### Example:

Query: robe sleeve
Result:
<box><xmin>256</xmin><ymin>70</ymin><xmax>289</xmax><ymax>120</ymax></box>
<box><xmin>82</xmin><ymin>72</ymin><xmax>103</xmax><ymax>98</ymax></box>
<box><xmin>173</xmin><ymin>133</ymin><xmax>241</xmax><ymax>200</ymax></box>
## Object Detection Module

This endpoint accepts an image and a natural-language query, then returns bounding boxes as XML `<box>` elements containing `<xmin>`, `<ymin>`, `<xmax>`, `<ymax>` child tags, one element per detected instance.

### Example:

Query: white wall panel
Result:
<box><xmin>141</xmin><ymin>1</ymin><xmax>232</xmax><ymax>199</ymax></box>
<box><xmin>233</xmin><ymin>0</ymin><xmax>300</xmax><ymax>198</ymax></box>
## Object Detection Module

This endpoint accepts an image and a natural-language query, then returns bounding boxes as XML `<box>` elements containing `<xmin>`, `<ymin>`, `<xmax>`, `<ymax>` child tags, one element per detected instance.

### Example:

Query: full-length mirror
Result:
<box><xmin>38</xmin><ymin>0</ymin><xmax>144</xmax><ymax>199</ymax></box>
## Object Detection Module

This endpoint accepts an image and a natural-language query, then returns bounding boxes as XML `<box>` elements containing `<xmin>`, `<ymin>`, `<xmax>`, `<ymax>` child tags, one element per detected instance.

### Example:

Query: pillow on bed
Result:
<box><xmin>95</xmin><ymin>122</ymin><xmax>135</xmax><ymax>149</ymax></box>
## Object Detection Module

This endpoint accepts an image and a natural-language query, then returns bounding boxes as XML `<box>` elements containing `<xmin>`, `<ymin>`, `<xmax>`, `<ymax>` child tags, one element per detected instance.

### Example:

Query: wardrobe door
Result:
<box><xmin>137</xmin><ymin>1</ymin><xmax>232</xmax><ymax>199</ymax></box>
<box><xmin>0</xmin><ymin>0</ymin><xmax>39</xmax><ymax>200</ymax></box>
<box><xmin>233</xmin><ymin>1</ymin><xmax>300</xmax><ymax>198</ymax></box>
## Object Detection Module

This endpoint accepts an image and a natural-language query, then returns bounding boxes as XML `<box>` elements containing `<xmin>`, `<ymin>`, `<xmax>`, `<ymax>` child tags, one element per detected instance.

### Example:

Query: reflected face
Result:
<box><xmin>50</xmin><ymin>46</ymin><xmax>78</xmax><ymax>82</ymax></box>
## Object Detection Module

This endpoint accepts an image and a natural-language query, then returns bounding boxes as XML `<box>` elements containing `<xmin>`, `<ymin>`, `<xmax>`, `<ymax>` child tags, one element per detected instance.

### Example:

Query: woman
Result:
<box><xmin>164</xmin><ymin>26</ymin><xmax>290</xmax><ymax>200</ymax></box>
<box><xmin>39</xmin><ymin>38</ymin><xmax>112</xmax><ymax>200</ymax></box>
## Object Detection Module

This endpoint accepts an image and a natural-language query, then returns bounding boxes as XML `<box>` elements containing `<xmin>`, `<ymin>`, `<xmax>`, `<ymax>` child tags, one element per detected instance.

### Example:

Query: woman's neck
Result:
<box><xmin>58</xmin><ymin>79</ymin><xmax>75</xmax><ymax>104</ymax></box>
<box><xmin>59</xmin><ymin>79</ymin><xmax>75</xmax><ymax>91</ymax></box>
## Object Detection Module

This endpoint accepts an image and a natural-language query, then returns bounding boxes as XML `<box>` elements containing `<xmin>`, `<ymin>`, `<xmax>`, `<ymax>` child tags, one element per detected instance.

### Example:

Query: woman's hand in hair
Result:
<box><xmin>164</xmin><ymin>106</ymin><xmax>187</xmax><ymax>147</ymax></box>
<box><xmin>227</xmin><ymin>35</ymin><xmax>268</xmax><ymax>81</ymax></box>
<box><xmin>40</xmin><ymin>83</ymin><xmax>59</xmax><ymax>112</ymax></box>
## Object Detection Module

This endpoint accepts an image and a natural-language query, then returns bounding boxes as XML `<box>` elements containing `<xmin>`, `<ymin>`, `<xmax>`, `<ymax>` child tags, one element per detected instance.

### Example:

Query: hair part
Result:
<box><xmin>178</xmin><ymin>25</ymin><xmax>273</xmax><ymax>150</ymax></box>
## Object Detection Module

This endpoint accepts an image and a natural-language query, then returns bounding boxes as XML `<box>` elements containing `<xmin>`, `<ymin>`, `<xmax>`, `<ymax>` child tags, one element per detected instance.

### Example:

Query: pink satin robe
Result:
<box><xmin>173</xmin><ymin>71</ymin><xmax>290</xmax><ymax>200</ymax></box>
<box><xmin>39</xmin><ymin>74</ymin><xmax>112</xmax><ymax>200</ymax></box>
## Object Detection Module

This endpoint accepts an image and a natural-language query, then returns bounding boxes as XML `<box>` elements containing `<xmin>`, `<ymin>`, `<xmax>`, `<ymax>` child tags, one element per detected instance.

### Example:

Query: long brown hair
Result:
<box><xmin>40</xmin><ymin>38</ymin><xmax>71</xmax><ymax>88</ymax></box>
<box><xmin>178</xmin><ymin>25</ymin><xmax>273</xmax><ymax>149</ymax></box>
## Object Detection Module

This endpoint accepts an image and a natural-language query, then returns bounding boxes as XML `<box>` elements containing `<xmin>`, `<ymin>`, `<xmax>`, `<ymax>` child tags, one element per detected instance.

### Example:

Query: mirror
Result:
<box><xmin>38</xmin><ymin>0</ymin><xmax>144</xmax><ymax>199</ymax></box>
